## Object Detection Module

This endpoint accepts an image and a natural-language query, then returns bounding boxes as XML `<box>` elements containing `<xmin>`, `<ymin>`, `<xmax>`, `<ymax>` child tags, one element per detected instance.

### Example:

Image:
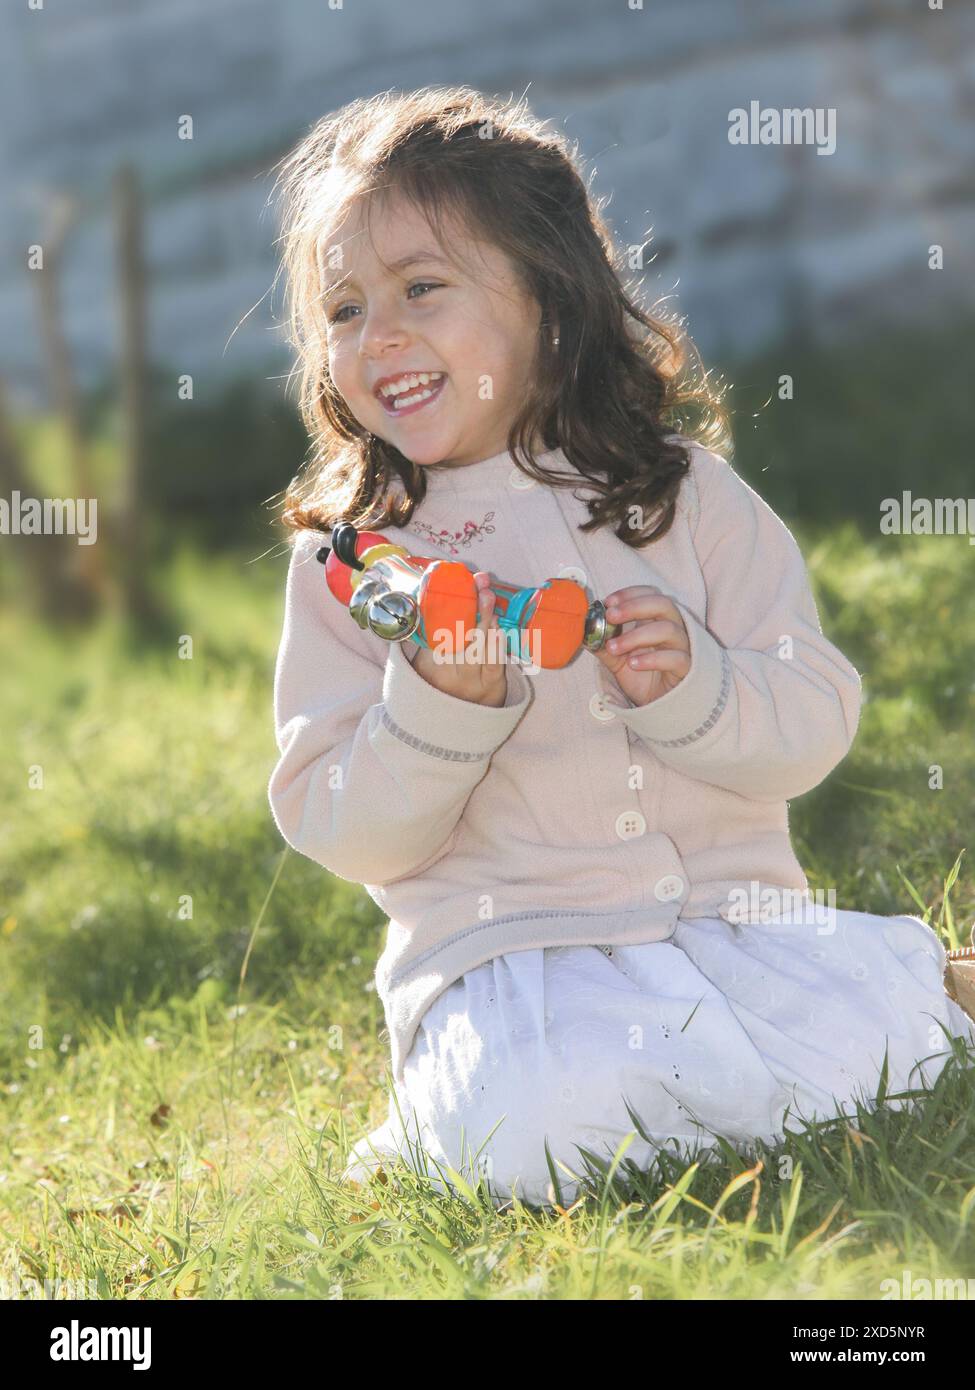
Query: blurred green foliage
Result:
<box><xmin>728</xmin><ymin>317</ymin><xmax>975</xmax><ymax>524</ymax></box>
<box><xmin>81</xmin><ymin>367</ymin><xmax>308</xmax><ymax>553</ymax></box>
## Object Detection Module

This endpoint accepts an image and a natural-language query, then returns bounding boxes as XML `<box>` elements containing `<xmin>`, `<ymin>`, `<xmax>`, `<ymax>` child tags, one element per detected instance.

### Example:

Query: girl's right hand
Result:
<box><xmin>410</xmin><ymin>571</ymin><xmax>509</xmax><ymax>707</ymax></box>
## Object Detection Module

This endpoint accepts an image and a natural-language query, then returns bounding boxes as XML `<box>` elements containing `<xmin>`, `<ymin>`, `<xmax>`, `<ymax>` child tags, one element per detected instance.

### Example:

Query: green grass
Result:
<box><xmin>1</xmin><ymin>512</ymin><xmax>975</xmax><ymax>1298</ymax></box>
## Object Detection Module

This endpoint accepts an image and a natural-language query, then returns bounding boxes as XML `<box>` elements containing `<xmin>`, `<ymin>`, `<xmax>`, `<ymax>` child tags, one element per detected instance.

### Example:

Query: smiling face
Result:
<box><xmin>319</xmin><ymin>192</ymin><xmax>545</xmax><ymax>470</ymax></box>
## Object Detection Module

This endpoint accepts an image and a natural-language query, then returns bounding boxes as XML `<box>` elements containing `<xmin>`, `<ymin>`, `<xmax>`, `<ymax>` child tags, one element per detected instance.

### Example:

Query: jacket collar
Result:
<box><xmin>417</xmin><ymin>445</ymin><xmax>572</xmax><ymax>496</ymax></box>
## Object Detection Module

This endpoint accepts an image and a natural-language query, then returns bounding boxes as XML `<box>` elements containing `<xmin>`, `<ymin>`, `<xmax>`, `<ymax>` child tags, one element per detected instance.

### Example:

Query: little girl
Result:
<box><xmin>267</xmin><ymin>86</ymin><xmax>975</xmax><ymax>1208</ymax></box>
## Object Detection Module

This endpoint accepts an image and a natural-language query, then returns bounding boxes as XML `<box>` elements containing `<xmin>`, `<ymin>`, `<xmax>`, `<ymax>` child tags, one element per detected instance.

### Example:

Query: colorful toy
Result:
<box><xmin>316</xmin><ymin>522</ymin><xmax>622</xmax><ymax>669</ymax></box>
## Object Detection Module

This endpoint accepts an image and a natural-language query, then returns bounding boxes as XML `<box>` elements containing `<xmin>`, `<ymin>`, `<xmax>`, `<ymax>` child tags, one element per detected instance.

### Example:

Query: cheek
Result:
<box><xmin>477</xmin><ymin>341</ymin><xmax>530</xmax><ymax>398</ymax></box>
<box><xmin>326</xmin><ymin>340</ymin><xmax>359</xmax><ymax>396</ymax></box>
<box><xmin>451</xmin><ymin>328</ymin><xmax>505</xmax><ymax>381</ymax></box>
<box><xmin>483</xmin><ymin>315</ymin><xmax>536</xmax><ymax>371</ymax></box>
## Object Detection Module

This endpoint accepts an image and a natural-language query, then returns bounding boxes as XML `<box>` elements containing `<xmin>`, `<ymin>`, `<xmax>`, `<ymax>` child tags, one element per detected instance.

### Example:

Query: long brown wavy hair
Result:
<box><xmin>269</xmin><ymin>84</ymin><xmax>731</xmax><ymax>547</ymax></box>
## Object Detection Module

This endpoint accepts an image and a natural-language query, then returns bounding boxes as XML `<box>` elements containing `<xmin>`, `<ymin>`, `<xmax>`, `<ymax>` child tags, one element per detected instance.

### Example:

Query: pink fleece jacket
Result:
<box><xmin>267</xmin><ymin>441</ymin><xmax>862</xmax><ymax>1083</ymax></box>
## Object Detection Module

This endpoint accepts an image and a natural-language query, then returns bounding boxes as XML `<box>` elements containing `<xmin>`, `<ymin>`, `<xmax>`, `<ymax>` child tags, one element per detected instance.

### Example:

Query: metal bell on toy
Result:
<box><xmin>316</xmin><ymin>522</ymin><xmax>621</xmax><ymax>670</ymax></box>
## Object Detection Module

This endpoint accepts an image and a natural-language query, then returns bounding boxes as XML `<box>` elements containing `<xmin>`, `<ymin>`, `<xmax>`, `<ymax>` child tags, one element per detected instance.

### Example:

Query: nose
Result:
<box><xmin>358</xmin><ymin>306</ymin><xmax>409</xmax><ymax>360</ymax></box>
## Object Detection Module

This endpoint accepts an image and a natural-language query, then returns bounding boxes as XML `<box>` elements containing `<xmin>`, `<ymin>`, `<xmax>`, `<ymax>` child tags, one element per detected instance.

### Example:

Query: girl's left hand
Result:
<box><xmin>592</xmin><ymin>585</ymin><xmax>691</xmax><ymax>708</ymax></box>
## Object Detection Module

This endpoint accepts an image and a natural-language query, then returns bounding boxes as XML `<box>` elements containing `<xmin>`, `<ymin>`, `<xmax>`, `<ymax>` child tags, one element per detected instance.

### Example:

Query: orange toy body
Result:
<box><xmin>318</xmin><ymin>523</ymin><xmax>619</xmax><ymax>669</ymax></box>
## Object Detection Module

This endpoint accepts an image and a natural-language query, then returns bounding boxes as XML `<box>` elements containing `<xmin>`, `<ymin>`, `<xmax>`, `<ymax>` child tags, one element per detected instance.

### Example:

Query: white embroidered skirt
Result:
<box><xmin>343</xmin><ymin>910</ymin><xmax>975</xmax><ymax>1208</ymax></box>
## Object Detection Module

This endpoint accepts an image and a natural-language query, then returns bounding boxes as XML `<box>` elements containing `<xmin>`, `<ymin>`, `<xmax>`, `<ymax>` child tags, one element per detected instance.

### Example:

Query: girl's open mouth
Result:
<box><xmin>376</xmin><ymin>373</ymin><xmax>447</xmax><ymax>418</ymax></box>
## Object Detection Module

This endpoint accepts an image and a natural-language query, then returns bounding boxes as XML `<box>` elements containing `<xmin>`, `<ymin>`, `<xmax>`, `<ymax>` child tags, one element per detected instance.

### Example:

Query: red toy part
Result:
<box><xmin>323</xmin><ymin>530</ymin><xmax>388</xmax><ymax>607</ymax></box>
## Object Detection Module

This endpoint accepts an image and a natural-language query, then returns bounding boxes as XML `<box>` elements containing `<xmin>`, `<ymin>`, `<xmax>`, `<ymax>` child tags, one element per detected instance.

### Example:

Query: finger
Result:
<box><xmin>590</xmin><ymin>642</ymin><xmax>614</xmax><ymax>668</ymax></box>
<box><xmin>605</xmin><ymin>594</ymin><xmax>679</xmax><ymax>625</ymax></box>
<box><xmin>467</xmin><ymin>574</ymin><xmax>502</xmax><ymax>666</ymax></box>
<box><xmin>623</xmin><ymin>648</ymin><xmax>691</xmax><ymax>674</ymax></box>
<box><xmin>605</xmin><ymin>586</ymin><xmax>662</xmax><ymax>600</ymax></box>
<box><xmin>605</xmin><ymin>619</ymin><xmax>689</xmax><ymax>655</ymax></box>
<box><xmin>482</xmin><ymin>594</ymin><xmax>509</xmax><ymax>667</ymax></box>
<box><xmin>473</xmin><ymin>573</ymin><xmax>497</xmax><ymax>628</ymax></box>
<box><xmin>604</xmin><ymin>585</ymin><xmax>662</xmax><ymax>608</ymax></box>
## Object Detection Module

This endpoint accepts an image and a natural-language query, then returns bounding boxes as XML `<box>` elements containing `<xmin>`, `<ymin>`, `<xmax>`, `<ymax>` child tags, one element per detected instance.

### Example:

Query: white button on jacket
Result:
<box><xmin>589</xmin><ymin>692</ymin><xmax>616</xmax><ymax>721</ymax></box>
<box><xmin>557</xmin><ymin>564</ymin><xmax>588</xmax><ymax>586</ymax></box>
<box><xmin>508</xmin><ymin>468</ymin><xmax>535</xmax><ymax>489</ymax></box>
<box><xmin>654</xmin><ymin>874</ymin><xmax>685</xmax><ymax>901</ymax></box>
<box><xmin>615</xmin><ymin>811</ymin><xmax>647</xmax><ymax>840</ymax></box>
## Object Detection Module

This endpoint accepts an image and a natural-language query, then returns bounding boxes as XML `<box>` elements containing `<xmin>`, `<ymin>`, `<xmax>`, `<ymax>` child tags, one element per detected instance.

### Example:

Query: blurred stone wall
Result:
<box><xmin>1</xmin><ymin>0</ymin><xmax>973</xmax><ymax>408</ymax></box>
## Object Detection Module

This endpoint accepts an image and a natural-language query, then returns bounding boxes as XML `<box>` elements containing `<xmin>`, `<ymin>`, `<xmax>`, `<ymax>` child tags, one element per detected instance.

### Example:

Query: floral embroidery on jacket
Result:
<box><xmin>411</xmin><ymin>512</ymin><xmax>496</xmax><ymax>555</ymax></box>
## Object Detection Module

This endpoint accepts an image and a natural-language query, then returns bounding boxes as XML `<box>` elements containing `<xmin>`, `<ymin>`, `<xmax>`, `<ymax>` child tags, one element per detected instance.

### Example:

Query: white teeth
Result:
<box><xmin>393</xmin><ymin>387</ymin><xmax>435</xmax><ymax>409</ymax></box>
<box><xmin>380</xmin><ymin>371</ymin><xmax>444</xmax><ymax>397</ymax></box>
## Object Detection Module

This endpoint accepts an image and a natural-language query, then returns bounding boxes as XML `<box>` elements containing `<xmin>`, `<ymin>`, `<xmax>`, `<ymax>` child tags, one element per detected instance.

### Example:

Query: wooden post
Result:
<box><xmin>113</xmin><ymin>163</ymin><xmax>163</xmax><ymax>628</ymax></box>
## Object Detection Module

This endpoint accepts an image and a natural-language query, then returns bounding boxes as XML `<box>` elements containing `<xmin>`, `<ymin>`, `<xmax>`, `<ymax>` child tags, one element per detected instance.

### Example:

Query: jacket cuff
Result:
<box><xmin>603</xmin><ymin>603</ymin><xmax>733</xmax><ymax>747</ymax></box>
<box><xmin>382</xmin><ymin>639</ymin><xmax>533</xmax><ymax>759</ymax></box>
